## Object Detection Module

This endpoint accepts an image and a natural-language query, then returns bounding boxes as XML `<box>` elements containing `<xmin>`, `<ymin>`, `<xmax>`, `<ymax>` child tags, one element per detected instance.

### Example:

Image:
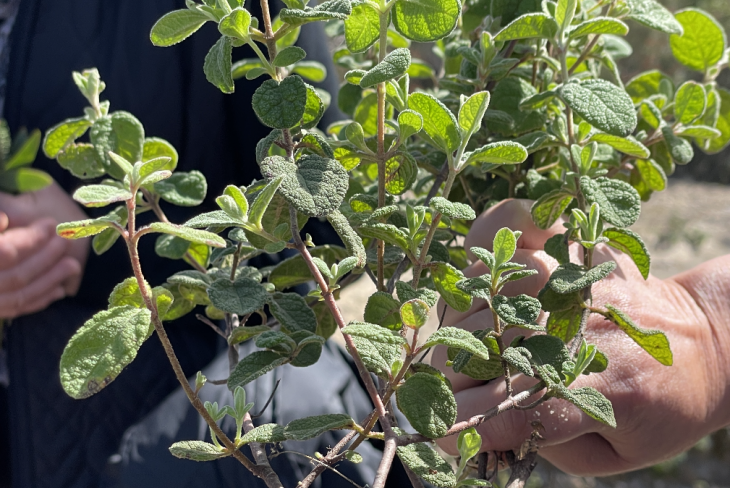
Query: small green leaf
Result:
<box><xmin>431</xmin><ymin>262</ymin><xmax>473</xmax><ymax>313</ymax></box>
<box><xmin>60</xmin><ymin>306</ymin><xmax>152</xmax><ymax>399</ymax></box>
<box><xmin>218</xmin><ymin>7</ymin><xmax>252</xmax><ymax>40</ymax></box>
<box><xmin>5</xmin><ymin>129</ymin><xmax>40</xmax><ymax>169</ymax></box>
<box><xmin>396</xmin><ymin>281</ymin><xmax>439</xmax><ymax>308</ymax></box>
<box><xmin>143</xmin><ymin>137</ymin><xmax>179</xmax><ymax>167</ymax></box>
<box><xmin>546</xmin><ymin>306</ymin><xmax>583</xmax><ymax>342</ymax></box>
<box><xmin>548</xmin><ymin>262</ymin><xmax>616</xmax><ymax>294</ymax></box>
<box><xmin>228</xmin><ymin>351</ymin><xmax>289</xmax><ymax>389</ymax></box>
<box><xmin>625</xmin><ymin>70</ymin><xmax>673</xmax><ymax>103</ymax></box>
<box><xmin>531</xmin><ymin>190</ymin><xmax>573</xmax><ymax>230</ymax></box>
<box><xmin>360</xmin><ymin>48</ymin><xmax>411</xmax><ymax>88</ymax></box>
<box><xmin>589</xmin><ymin>133</ymin><xmax>650</xmax><ymax>159</ymax></box>
<box><xmin>43</xmin><ymin>118</ymin><xmax>92</xmax><ymax>159</ymax></box>
<box><xmin>603</xmin><ymin>228</ymin><xmax>650</xmax><ymax>279</ymax></box>
<box><xmin>494</xmin><ymin>13</ymin><xmax>558</xmax><ymax>41</ymax></box>
<box><xmin>57</xmin><ymin>143</ymin><xmax>105</xmax><ymax>179</ymax></box>
<box><xmin>544</xmin><ymin>233</ymin><xmax>570</xmax><ymax>265</ymax></box>
<box><xmin>292</xmin><ymin>61</ymin><xmax>328</xmax><ymax>83</ymax></box>
<box><xmin>521</xmin><ymin>335</ymin><xmax>571</xmax><ymax>373</ymax></box>
<box><xmin>397</xmin><ymin>443</ymin><xmax>456</xmax><ymax>488</ymax></box>
<box><xmin>364</xmin><ymin>292</ymin><xmax>403</xmax><ymax>331</ymax></box>
<box><xmin>467</xmin><ymin>141</ymin><xmax>528</xmax><ymax>166</ymax></box>
<box><xmin>569</xmin><ymin>17</ymin><xmax>628</xmax><ymax>38</ymax></box>
<box><xmin>398</xmin><ymin>110</ymin><xmax>423</xmax><ymax>140</ymax></box>
<box><xmin>384</xmin><ymin>152</ymin><xmax>418</xmax><ymax>196</ymax></box>
<box><xmin>400</xmin><ymin>299</ymin><xmax>430</xmax><ymax>329</ymax></box>
<box><xmin>560</xmin><ymin>80</ymin><xmax>637</xmax><ymax>137</ymax></box>
<box><xmin>349</xmin><ymin>335</ymin><xmax>400</xmax><ymax>377</ymax></box>
<box><xmin>149</xmin><ymin>222</ymin><xmax>225</xmax><ymax>247</ymax></box>
<box><xmin>493</xmin><ymin>227</ymin><xmax>517</xmax><ymax>267</ymax></box>
<box><xmin>604</xmin><ymin>305</ymin><xmax>672</xmax><ymax>365</ymax></box>
<box><xmin>458</xmin><ymin>91</ymin><xmax>490</xmax><ymax>136</ymax></box>
<box><xmin>249</xmin><ymin>175</ymin><xmax>284</xmax><ymax>229</ymax></box>
<box><xmin>674</xmin><ymin>81</ymin><xmax>707</xmax><ymax>125</ymax></box>
<box><xmin>73</xmin><ymin>184</ymin><xmax>132</xmax><ymax>208</ymax></box>
<box><xmin>392</xmin><ymin>0</ymin><xmax>460</xmax><ymax>42</ymax></box>
<box><xmin>154</xmin><ymin>170</ymin><xmax>207</xmax><ymax>206</ymax></box>
<box><xmin>344</xmin><ymin>1</ymin><xmax>380</xmax><ymax>53</ymax></box>
<box><xmin>284</xmin><ymin>414</ymin><xmax>354</xmax><ymax>440</ymax></box>
<box><xmin>57</xmin><ymin>217</ymin><xmax>121</xmax><ymax>240</ymax></box>
<box><xmin>204</xmin><ymin>36</ymin><xmax>234</xmax><ymax>94</ymax></box>
<box><xmin>260</xmin><ymin>154</ymin><xmax>348</xmax><ymax>217</ymax></box>
<box><xmin>396</xmin><ymin>373</ymin><xmax>457</xmax><ymax>438</ymax></box>
<box><xmin>408</xmin><ymin>92</ymin><xmax>461</xmax><ymax>153</ymax></box>
<box><xmin>501</xmin><ymin>347</ymin><xmax>534</xmax><ymax>377</ymax></box>
<box><xmin>553</xmin><ymin>386</ymin><xmax>616</xmax><ymax>427</ymax></box>
<box><xmin>150</xmin><ymin>9</ymin><xmax>210</xmax><ymax>46</ymax></box>
<box><xmin>359</xmin><ymin>223</ymin><xmax>410</xmax><ymax>251</ymax></box>
<box><xmin>253</xmin><ymin>76</ymin><xmax>308</xmax><ymax>129</ymax></box>
<box><xmin>430</xmin><ymin>197</ymin><xmax>476</xmax><ymax>220</ymax></box>
<box><xmin>670</xmin><ymin>9</ymin><xmax>726</xmax><ymax>73</ymax></box>
<box><xmin>169</xmin><ymin>441</ymin><xmax>228</xmax><ymax>461</ymax></box>
<box><xmin>580</xmin><ymin>176</ymin><xmax>641</xmax><ymax>227</ymax></box>
<box><xmin>268</xmin><ymin>292</ymin><xmax>317</xmax><ymax>333</ymax></box>
<box><xmin>279</xmin><ymin>0</ymin><xmax>352</xmax><ymax>26</ymax></box>
<box><xmin>492</xmin><ymin>294</ymin><xmax>540</xmax><ymax>326</ymax></box>
<box><xmin>240</xmin><ymin>423</ymin><xmax>287</xmax><ymax>444</ymax></box>
<box><xmin>342</xmin><ymin>321</ymin><xmax>407</xmax><ymax>345</ymax></box>
<box><xmin>208</xmin><ymin>277</ymin><xmax>269</xmax><ymax>315</ymax></box>
<box><xmin>625</xmin><ymin>0</ymin><xmax>683</xmax><ymax>35</ymax></box>
<box><xmin>704</xmin><ymin>88</ymin><xmax>730</xmax><ymax>154</ymax></box>
<box><xmin>422</xmin><ymin>327</ymin><xmax>490</xmax><ymax>360</ymax></box>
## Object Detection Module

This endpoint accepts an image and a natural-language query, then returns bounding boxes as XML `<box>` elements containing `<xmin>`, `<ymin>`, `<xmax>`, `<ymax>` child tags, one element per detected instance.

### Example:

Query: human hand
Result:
<box><xmin>432</xmin><ymin>199</ymin><xmax>730</xmax><ymax>476</ymax></box>
<box><xmin>0</xmin><ymin>182</ymin><xmax>90</xmax><ymax>318</ymax></box>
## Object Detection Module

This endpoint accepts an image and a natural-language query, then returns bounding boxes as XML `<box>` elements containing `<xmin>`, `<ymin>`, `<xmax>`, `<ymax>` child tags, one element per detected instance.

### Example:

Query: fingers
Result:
<box><xmin>539</xmin><ymin>433</ymin><xmax>633</xmax><ymax>477</ymax></box>
<box><xmin>436</xmin><ymin>375</ymin><xmax>600</xmax><ymax>457</ymax></box>
<box><xmin>465</xmin><ymin>200</ymin><xmax>567</xmax><ymax>257</ymax></box>
<box><xmin>0</xmin><ymin>233</ymin><xmax>71</xmax><ymax>293</ymax></box>
<box><xmin>0</xmin><ymin>218</ymin><xmax>57</xmax><ymax>271</ymax></box>
<box><xmin>0</xmin><ymin>257</ymin><xmax>80</xmax><ymax>319</ymax></box>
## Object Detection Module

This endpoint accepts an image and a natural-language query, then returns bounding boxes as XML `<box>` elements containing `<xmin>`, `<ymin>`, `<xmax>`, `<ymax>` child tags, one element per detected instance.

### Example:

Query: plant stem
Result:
<box><xmin>123</xmin><ymin>199</ymin><xmax>282</xmax><ymax>487</ymax></box>
<box><xmin>491</xmin><ymin>307</ymin><xmax>513</xmax><ymax>398</ymax></box>
<box><xmin>375</xmin><ymin>11</ymin><xmax>390</xmax><ymax>292</ymax></box>
<box><xmin>411</xmin><ymin>170</ymin><xmax>456</xmax><ymax>289</ymax></box>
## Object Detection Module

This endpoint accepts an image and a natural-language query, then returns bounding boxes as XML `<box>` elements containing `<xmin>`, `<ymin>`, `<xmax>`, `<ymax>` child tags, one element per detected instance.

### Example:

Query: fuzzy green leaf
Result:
<box><xmin>569</xmin><ymin>17</ymin><xmax>628</xmax><ymax>38</ymax></box>
<box><xmin>396</xmin><ymin>373</ymin><xmax>457</xmax><ymax>439</ymax></box>
<box><xmin>531</xmin><ymin>190</ymin><xmax>573</xmax><ymax>229</ymax></box>
<box><xmin>674</xmin><ymin>81</ymin><xmax>707</xmax><ymax>125</ymax></box>
<box><xmin>560</xmin><ymin>80</ymin><xmax>637</xmax><ymax>137</ymax></box>
<box><xmin>548</xmin><ymin>262</ymin><xmax>616</xmax><ymax>294</ymax></box>
<box><xmin>704</xmin><ymin>87</ymin><xmax>730</xmax><ymax>154</ymax></box>
<box><xmin>495</xmin><ymin>13</ymin><xmax>558</xmax><ymax>41</ymax></box>
<box><xmin>553</xmin><ymin>386</ymin><xmax>616</xmax><ymax>427</ymax></box>
<box><xmin>589</xmin><ymin>133</ymin><xmax>650</xmax><ymax>159</ymax></box>
<box><xmin>252</xmin><ymin>76</ymin><xmax>308</xmax><ymax>129</ymax></box>
<box><xmin>57</xmin><ymin>143</ymin><xmax>105</xmax><ymax>179</ymax></box>
<box><xmin>169</xmin><ymin>441</ymin><xmax>229</xmax><ymax>461</ymax></box>
<box><xmin>580</xmin><ymin>176</ymin><xmax>641</xmax><ymax>227</ymax></box>
<box><xmin>73</xmin><ymin>184</ymin><xmax>132</xmax><ymax>208</ymax></box>
<box><xmin>364</xmin><ymin>292</ymin><xmax>403</xmax><ymax>331</ymax></box>
<box><xmin>284</xmin><ymin>414</ymin><xmax>354</xmax><ymax>440</ymax></box>
<box><xmin>43</xmin><ymin>118</ymin><xmax>92</xmax><ymax>158</ymax></box>
<box><xmin>422</xmin><ymin>327</ymin><xmax>490</xmax><ymax>360</ymax></box>
<box><xmin>492</xmin><ymin>294</ymin><xmax>541</xmax><ymax>326</ymax></box>
<box><xmin>279</xmin><ymin>0</ymin><xmax>352</xmax><ymax>26</ymax></box>
<box><xmin>228</xmin><ymin>351</ymin><xmax>289</xmax><ymax>389</ymax></box>
<box><xmin>384</xmin><ymin>152</ymin><xmax>418</xmax><ymax>196</ymax></box>
<box><xmin>458</xmin><ymin>91</ymin><xmax>490</xmax><ymax>136</ymax></box>
<box><xmin>154</xmin><ymin>170</ymin><xmax>207</xmax><ymax>206</ymax></box>
<box><xmin>344</xmin><ymin>1</ymin><xmax>380</xmax><ymax>52</ymax></box>
<box><xmin>218</xmin><ymin>8</ymin><xmax>252</xmax><ymax>40</ymax></box>
<box><xmin>260</xmin><ymin>154</ymin><xmax>348</xmax><ymax>217</ymax></box>
<box><xmin>343</xmin><ymin>321</ymin><xmax>407</xmax><ymax>346</ymax></box>
<box><xmin>398</xmin><ymin>110</ymin><xmax>423</xmax><ymax>141</ymax></box>
<box><xmin>240</xmin><ymin>423</ymin><xmax>287</xmax><ymax>444</ymax></box>
<box><xmin>431</xmin><ymin>262</ymin><xmax>473</xmax><ymax>313</ymax></box>
<box><xmin>430</xmin><ymin>197</ymin><xmax>476</xmax><ymax>220</ymax></box>
<box><xmin>502</xmin><ymin>347</ymin><xmax>534</xmax><ymax>377</ymax></box>
<box><xmin>467</xmin><ymin>141</ymin><xmax>528</xmax><ymax>166</ymax></box>
<box><xmin>392</xmin><ymin>0</ymin><xmax>460</xmax><ymax>42</ymax></box>
<box><xmin>204</xmin><ymin>36</ymin><xmax>234</xmax><ymax>94</ymax></box>
<box><xmin>57</xmin><ymin>217</ymin><xmax>121</xmax><ymax>240</ymax></box>
<box><xmin>360</xmin><ymin>48</ymin><xmax>411</xmax><ymax>88</ymax></box>
<box><xmin>408</xmin><ymin>92</ymin><xmax>461</xmax><ymax>153</ymax></box>
<box><xmin>604</xmin><ymin>305</ymin><xmax>672</xmax><ymax>365</ymax></box>
<box><xmin>358</xmin><ymin>223</ymin><xmax>410</xmax><ymax>250</ymax></box>
<box><xmin>670</xmin><ymin>9</ymin><xmax>726</xmax><ymax>72</ymax></box>
<box><xmin>400</xmin><ymin>299</ymin><xmax>430</xmax><ymax>329</ymax></box>
<box><xmin>208</xmin><ymin>277</ymin><xmax>270</xmax><ymax>315</ymax></box>
<box><xmin>493</xmin><ymin>227</ymin><xmax>517</xmax><ymax>267</ymax></box>
<box><xmin>397</xmin><ymin>443</ymin><xmax>456</xmax><ymax>488</ymax></box>
<box><xmin>149</xmin><ymin>222</ymin><xmax>225</xmax><ymax>247</ymax></box>
<box><xmin>349</xmin><ymin>335</ymin><xmax>400</xmax><ymax>377</ymax></box>
<box><xmin>546</xmin><ymin>306</ymin><xmax>583</xmax><ymax>342</ymax></box>
<box><xmin>60</xmin><ymin>306</ymin><xmax>152</xmax><ymax>399</ymax></box>
<box><xmin>603</xmin><ymin>228</ymin><xmax>651</xmax><ymax>279</ymax></box>
<box><xmin>625</xmin><ymin>0</ymin><xmax>683</xmax><ymax>35</ymax></box>
<box><xmin>268</xmin><ymin>292</ymin><xmax>317</xmax><ymax>333</ymax></box>
<box><xmin>150</xmin><ymin>9</ymin><xmax>210</xmax><ymax>46</ymax></box>
<box><xmin>396</xmin><ymin>281</ymin><xmax>439</xmax><ymax>308</ymax></box>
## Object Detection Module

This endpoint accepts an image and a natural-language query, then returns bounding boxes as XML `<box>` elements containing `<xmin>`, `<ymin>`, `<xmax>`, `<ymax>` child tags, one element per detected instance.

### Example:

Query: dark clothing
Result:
<box><xmin>0</xmin><ymin>1</ymin><xmax>369</xmax><ymax>487</ymax></box>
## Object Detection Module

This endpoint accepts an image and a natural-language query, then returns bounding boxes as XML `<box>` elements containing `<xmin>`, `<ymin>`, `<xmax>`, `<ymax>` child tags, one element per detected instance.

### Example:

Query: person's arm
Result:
<box><xmin>432</xmin><ymin>199</ymin><xmax>730</xmax><ymax>477</ymax></box>
<box><xmin>0</xmin><ymin>182</ymin><xmax>89</xmax><ymax>318</ymax></box>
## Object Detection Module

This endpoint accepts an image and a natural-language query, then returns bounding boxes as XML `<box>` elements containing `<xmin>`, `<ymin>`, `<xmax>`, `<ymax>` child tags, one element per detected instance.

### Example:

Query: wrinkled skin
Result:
<box><xmin>0</xmin><ymin>182</ymin><xmax>88</xmax><ymax>319</ymax></box>
<box><xmin>433</xmin><ymin>200</ymin><xmax>730</xmax><ymax>476</ymax></box>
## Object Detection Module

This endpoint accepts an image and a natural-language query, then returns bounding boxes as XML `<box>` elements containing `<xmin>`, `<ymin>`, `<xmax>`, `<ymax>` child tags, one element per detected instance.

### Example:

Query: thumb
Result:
<box><xmin>465</xmin><ymin>199</ymin><xmax>567</xmax><ymax>259</ymax></box>
<box><xmin>0</xmin><ymin>212</ymin><xmax>8</xmax><ymax>233</ymax></box>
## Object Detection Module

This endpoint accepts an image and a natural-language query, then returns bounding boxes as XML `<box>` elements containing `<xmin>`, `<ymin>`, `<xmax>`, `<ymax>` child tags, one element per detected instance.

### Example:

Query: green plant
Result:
<box><xmin>44</xmin><ymin>0</ymin><xmax>730</xmax><ymax>486</ymax></box>
<box><xmin>0</xmin><ymin>120</ymin><xmax>51</xmax><ymax>194</ymax></box>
